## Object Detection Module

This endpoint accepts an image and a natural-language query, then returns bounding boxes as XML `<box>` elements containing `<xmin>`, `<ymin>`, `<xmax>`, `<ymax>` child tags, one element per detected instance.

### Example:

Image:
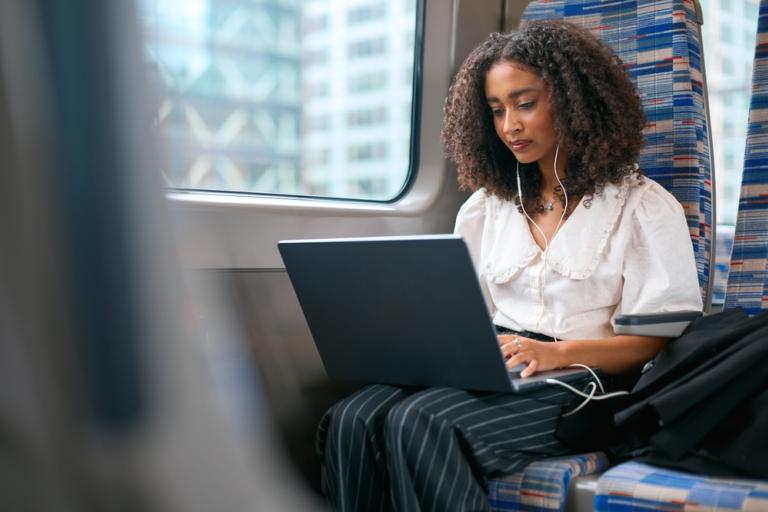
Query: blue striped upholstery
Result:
<box><xmin>594</xmin><ymin>3</ymin><xmax>768</xmax><ymax>512</ymax></box>
<box><xmin>523</xmin><ymin>0</ymin><xmax>713</xmax><ymax>303</ymax></box>
<box><xmin>489</xmin><ymin>453</ymin><xmax>609</xmax><ymax>512</ymax></box>
<box><xmin>595</xmin><ymin>462</ymin><xmax>768</xmax><ymax>511</ymax></box>
<box><xmin>725</xmin><ymin>0</ymin><xmax>768</xmax><ymax>315</ymax></box>
<box><xmin>485</xmin><ymin>2</ymin><xmax>714</xmax><ymax>510</ymax></box>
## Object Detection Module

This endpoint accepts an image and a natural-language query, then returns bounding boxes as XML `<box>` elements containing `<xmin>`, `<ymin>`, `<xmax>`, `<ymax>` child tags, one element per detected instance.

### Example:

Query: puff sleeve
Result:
<box><xmin>614</xmin><ymin>183</ymin><xmax>703</xmax><ymax>321</ymax></box>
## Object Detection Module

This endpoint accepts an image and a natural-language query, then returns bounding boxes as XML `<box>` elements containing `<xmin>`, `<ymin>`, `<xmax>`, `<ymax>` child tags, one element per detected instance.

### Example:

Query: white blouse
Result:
<box><xmin>453</xmin><ymin>176</ymin><xmax>703</xmax><ymax>340</ymax></box>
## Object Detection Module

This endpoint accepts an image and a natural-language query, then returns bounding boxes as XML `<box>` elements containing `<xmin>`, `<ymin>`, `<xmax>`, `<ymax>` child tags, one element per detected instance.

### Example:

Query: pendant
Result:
<box><xmin>546</xmin><ymin>200</ymin><xmax>555</xmax><ymax>211</ymax></box>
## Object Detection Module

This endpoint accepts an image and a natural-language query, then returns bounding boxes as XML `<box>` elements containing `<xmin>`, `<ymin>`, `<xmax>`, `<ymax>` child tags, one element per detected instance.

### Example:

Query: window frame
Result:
<box><xmin>159</xmin><ymin>0</ymin><xmax>425</xmax><ymax>206</ymax></box>
<box><xmin>165</xmin><ymin>0</ymin><xmax>510</xmax><ymax>270</ymax></box>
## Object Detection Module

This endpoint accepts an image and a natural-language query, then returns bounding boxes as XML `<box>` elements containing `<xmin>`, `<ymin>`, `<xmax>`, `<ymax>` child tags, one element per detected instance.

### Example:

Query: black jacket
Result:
<box><xmin>617</xmin><ymin>308</ymin><xmax>768</xmax><ymax>477</ymax></box>
<box><xmin>557</xmin><ymin>309</ymin><xmax>768</xmax><ymax>477</ymax></box>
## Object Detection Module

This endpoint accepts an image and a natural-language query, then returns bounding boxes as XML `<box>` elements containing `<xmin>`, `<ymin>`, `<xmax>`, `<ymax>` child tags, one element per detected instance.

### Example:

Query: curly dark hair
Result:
<box><xmin>442</xmin><ymin>20</ymin><xmax>645</xmax><ymax>213</ymax></box>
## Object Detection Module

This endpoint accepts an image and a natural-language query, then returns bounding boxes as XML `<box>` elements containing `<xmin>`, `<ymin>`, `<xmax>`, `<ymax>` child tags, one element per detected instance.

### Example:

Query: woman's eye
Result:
<box><xmin>491</xmin><ymin>108</ymin><xmax>504</xmax><ymax>117</ymax></box>
<box><xmin>518</xmin><ymin>101</ymin><xmax>535</xmax><ymax>110</ymax></box>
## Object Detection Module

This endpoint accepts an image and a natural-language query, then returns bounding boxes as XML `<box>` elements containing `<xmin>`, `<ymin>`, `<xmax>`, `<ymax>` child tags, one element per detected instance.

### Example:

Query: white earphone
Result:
<box><xmin>514</xmin><ymin>143</ymin><xmax>567</xmax><ymax>341</ymax></box>
<box><xmin>514</xmin><ymin>145</ymin><xmax>628</xmax><ymax>412</ymax></box>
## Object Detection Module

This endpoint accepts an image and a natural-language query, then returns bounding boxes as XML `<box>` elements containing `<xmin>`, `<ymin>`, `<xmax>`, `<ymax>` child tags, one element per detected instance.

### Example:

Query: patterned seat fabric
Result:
<box><xmin>485</xmin><ymin>1</ymin><xmax>713</xmax><ymax>510</ymax></box>
<box><xmin>489</xmin><ymin>453</ymin><xmax>609</xmax><ymax>512</ymax></box>
<box><xmin>725</xmin><ymin>0</ymin><xmax>768</xmax><ymax>314</ymax></box>
<box><xmin>523</xmin><ymin>0</ymin><xmax>713</xmax><ymax>304</ymax></box>
<box><xmin>594</xmin><ymin>2</ymin><xmax>768</xmax><ymax>511</ymax></box>
<box><xmin>595</xmin><ymin>462</ymin><xmax>768</xmax><ymax>511</ymax></box>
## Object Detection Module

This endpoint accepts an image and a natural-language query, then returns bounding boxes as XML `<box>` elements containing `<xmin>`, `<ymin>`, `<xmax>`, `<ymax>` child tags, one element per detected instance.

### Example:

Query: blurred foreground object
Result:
<box><xmin>0</xmin><ymin>0</ymin><xmax>320</xmax><ymax>510</ymax></box>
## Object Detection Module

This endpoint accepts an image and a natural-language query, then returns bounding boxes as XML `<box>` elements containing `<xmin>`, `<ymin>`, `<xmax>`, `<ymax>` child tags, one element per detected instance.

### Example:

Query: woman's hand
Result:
<box><xmin>497</xmin><ymin>335</ymin><xmax>565</xmax><ymax>378</ymax></box>
<box><xmin>498</xmin><ymin>334</ymin><xmax>669</xmax><ymax>376</ymax></box>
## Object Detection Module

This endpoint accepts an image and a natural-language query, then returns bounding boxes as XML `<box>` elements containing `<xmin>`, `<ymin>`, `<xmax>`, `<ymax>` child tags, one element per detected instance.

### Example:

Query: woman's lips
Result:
<box><xmin>510</xmin><ymin>140</ymin><xmax>532</xmax><ymax>151</ymax></box>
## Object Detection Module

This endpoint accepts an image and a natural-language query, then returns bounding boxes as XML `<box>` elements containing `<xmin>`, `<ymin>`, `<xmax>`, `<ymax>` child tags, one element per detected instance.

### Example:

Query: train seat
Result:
<box><xmin>595</xmin><ymin>462</ymin><xmax>768</xmax><ymax>510</ymax></box>
<box><xmin>520</xmin><ymin>0</ymin><xmax>713</xmax><ymax>304</ymax></box>
<box><xmin>724</xmin><ymin>1</ymin><xmax>768</xmax><ymax>316</ymax></box>
<box><xmin>485</xmin><ymin>1</ymin><xmax>715</xmax><ymax>510</ymax></box>
<box><xmin>488</xmin><ymin>453</ymin><xmax>609</xmax><ymax>511</ymax></box>
<box><xmin>594</xmin><ymin>2</ymin><xmax>768</xmax><ymax>509</ymax></box>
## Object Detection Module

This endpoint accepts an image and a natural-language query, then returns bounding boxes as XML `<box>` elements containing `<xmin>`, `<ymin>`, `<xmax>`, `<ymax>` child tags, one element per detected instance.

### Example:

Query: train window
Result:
<box><xmin>700</xmin><ymin>0</ymin><xmax>760</xmax><ymax>303</ymax></box>
<box><xmin>137</xmin><ymin>0</ymin><xmax>420</xmax><ymax>201</ymax></box>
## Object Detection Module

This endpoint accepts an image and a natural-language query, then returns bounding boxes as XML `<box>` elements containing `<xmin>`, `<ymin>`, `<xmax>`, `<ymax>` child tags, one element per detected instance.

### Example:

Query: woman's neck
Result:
<box><xmin>537</xmin><ymin>150</ymin><xmax>568</xmax><ymax>193</ymax></box>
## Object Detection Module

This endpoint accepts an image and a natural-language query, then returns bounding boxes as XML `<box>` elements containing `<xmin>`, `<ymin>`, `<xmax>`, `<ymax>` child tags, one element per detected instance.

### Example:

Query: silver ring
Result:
<box><xmin>514</xmin><ymin>337</ymin><xmax>522</xmax><ymax>352</ymax></box>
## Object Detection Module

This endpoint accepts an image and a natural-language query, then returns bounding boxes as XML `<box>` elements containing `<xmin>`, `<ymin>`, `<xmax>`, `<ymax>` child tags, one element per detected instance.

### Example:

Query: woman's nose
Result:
<box><xmin>503</xmin><ymin>112</ymin><xmax>521</xmax><ymax>134</ymax></box>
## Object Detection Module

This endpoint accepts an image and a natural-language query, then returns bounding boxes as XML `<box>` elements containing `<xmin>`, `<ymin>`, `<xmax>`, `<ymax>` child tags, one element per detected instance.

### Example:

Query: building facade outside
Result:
<box><xmin>299</xmin><ymin>0</ymin><xmax>416</xmax><ymax>199</ymax></box>
<box><xmin>138</xmin><ymin>0</ymin><xmax>417</xmax><ymax>201</ymax></box>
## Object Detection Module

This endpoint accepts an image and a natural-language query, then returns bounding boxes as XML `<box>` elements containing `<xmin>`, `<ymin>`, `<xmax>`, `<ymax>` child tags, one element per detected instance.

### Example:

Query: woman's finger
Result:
<box><xmin>497</xmin><ymin>335</ymin><xmax>517</xmax><ymax>348</ymax></box>
<box><xmin>499</xmin><ymin>335</ymin><xmax>529</xmax><ymax>350</ymax></box>
<box><xmin>521</xmin><ymin>359</ymin><xmax>538</xmax><ymax>378</ymax></box>
<box><xmin>500</xmin><ymin>343</ymin><xmax>517</xmax><ymax>359</ymax></box>
<box><xmin>505</xmin><ymin>351</ymin><xmax>531</xmax><ymax>369</ymax></box>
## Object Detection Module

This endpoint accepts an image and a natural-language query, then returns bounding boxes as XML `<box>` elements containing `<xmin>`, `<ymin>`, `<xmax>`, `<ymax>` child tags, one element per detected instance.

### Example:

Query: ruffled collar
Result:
<box><xmin>483</xmin><ymin>177</ymin><xmax>633</xmax><ymax>282</ymax></box>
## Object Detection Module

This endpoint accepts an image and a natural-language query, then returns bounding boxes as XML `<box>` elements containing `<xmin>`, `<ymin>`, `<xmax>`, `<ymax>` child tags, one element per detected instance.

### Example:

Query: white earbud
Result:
<box><xmin>516</xmin><ymin>147</ymin><xmax>624</xmax><ymax>412</ymax></box>
<box><xmin>515</xmin><ymin>143</ymin><xmax>567</xmax><ymax>341</ymax></box>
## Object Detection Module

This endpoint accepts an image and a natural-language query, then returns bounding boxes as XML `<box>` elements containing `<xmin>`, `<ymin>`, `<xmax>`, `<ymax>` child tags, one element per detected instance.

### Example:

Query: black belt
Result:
<box><xmin>494</xmin><ymin>325</ymin><xmax>555</xmax><ymax>342</ymax></box>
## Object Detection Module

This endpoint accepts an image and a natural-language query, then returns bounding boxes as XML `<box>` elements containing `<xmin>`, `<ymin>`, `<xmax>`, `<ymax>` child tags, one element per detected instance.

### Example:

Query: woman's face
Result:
<box><xmin>484</xmin><ymin>60</ymin><xmax>559</xmax><ymax>168</ymax></box>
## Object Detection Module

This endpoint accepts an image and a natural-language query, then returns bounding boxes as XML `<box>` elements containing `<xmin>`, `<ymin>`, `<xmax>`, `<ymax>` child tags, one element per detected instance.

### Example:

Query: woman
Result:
<box><xmin>317</xmin><ymin>21</ymin><xmax>703</xmax><ymax>511</ymax></box>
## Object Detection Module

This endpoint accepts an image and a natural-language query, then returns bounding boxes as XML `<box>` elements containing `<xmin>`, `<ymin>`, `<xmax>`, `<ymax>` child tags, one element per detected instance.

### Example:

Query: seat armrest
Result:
<box><xmin>613</xmin><ymin>311</ymin><xmax>703</xmax><ymax>337</ymax></box>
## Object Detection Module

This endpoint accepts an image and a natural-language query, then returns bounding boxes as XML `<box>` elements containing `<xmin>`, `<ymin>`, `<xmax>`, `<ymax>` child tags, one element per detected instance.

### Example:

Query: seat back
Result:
<box><xmin>724</xmin><ymin>0</ymin><xmax>768</xmax><ymax>315</ymax></box>
<box><xmin>522</xmin><ymin>0</ymin><xmax>714</xmax><ymax>307</ymax></box>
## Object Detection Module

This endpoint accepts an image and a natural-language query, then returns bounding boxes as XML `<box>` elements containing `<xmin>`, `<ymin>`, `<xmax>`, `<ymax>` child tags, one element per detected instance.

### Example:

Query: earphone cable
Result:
<box><xmin>515</xmin><ymin>147</ymin><xmax>626</xmax><ymax>413</ymax></box>
<box><xmin>515</xmin><ymin>144</ymin><xmax>567</xmax><ymax>341</ymax></box>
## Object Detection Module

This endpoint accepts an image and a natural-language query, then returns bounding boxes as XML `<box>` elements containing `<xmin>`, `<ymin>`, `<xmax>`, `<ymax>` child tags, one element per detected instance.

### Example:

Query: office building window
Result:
<box><xmin>304</xmin><ymin>148</ymin><xmax>330</xmax><ymax>167</ymax></box>
<box><xmin>305</xmin><ymin>81</ymin><xmax>329</xmax><ymax>98</ymax></box>
<box><xmin>348</xmin><ymin>37</ymin><xmax>386</xmax><ymax>58</ymax></box>
<box><xmin>348</xmin><ymin>143</ymin><xmax>387</xmax><ymax>161</ymax></box>
<box><xmin>723</xmin><ymin>119</ymin><xmax>735</xmax><ymax>136</ymax></box>
<box><xmin>348</xmin><ymin>72</ymin><xmax>387</xmax><ymax>93</ymax></box>
<box><xmin>303</xmin><ymin>14</ymin><xmax>328</xmax><ymax>34</ymax></box>
<box><xmin>348</xmin><ymin>3</ymin><xmax>386</xmax><ymax>24</ymax></box>
<box><xmin>722</xmin><ymin>56</ymin><xmax>735</xmax><ymax>73</ymax></box>
<box><xmin>304</xmin><ymin>48</ymin><xmax>329</xmax><ymax>66</ymax></box>
<box><xmin>722</xmin><ymin>23</ymin><xmax>733</xmax><ymax>43</ymax></box>
<box><xmin>347</xmin><ymin>107</ymin><xmax>387</xmax><ymax>127</ymax></box>
<box><xmin>138</xmin><ymin>0</ymin><xmax>419</xmax><ymax>201</ymax></box>
<box><xmin>304</xmin><ymin>114</ymin><xmax>330</xmax><ymax>132</ymax></box>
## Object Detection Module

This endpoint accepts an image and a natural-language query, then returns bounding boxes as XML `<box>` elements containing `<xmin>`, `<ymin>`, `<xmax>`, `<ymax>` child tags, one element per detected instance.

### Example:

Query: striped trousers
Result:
<box><xmin>316</xmin><ymin>383</ymin><xmax>584</xmax><ymax>512</ymax></box>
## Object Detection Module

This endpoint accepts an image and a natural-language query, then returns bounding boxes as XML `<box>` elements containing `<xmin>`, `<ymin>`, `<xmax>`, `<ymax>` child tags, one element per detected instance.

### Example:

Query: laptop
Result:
<box><xmin>278</xmin><ymin>234</ymin><xmax>594</xmax><ymax>393</ymax></box>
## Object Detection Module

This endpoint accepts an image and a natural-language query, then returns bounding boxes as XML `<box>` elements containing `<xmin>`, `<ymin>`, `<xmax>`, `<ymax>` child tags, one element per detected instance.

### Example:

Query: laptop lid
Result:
<box><xmin>278</xmin><ymin>235</ymin><xmax>516</xmax><ymax>391</ymax></box>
